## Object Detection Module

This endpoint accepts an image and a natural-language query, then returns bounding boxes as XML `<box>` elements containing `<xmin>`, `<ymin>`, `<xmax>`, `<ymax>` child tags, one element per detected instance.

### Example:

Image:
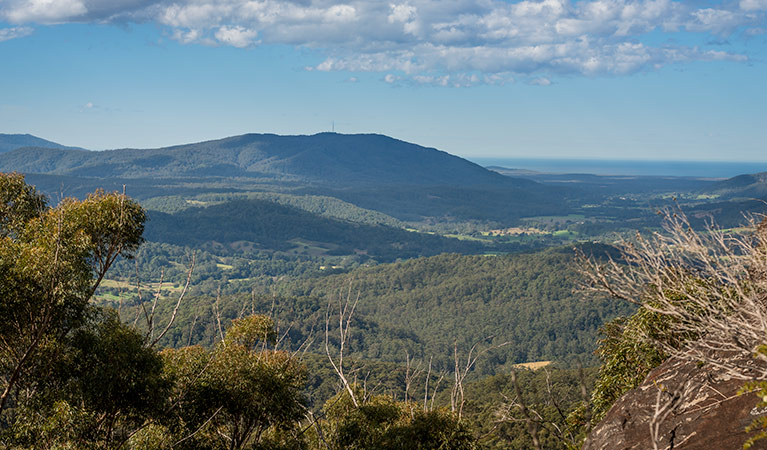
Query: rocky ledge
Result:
<box><xmin>583</xmin><ymin>355</ymin><xmax>767</xmax><ymax>450</ymax></box>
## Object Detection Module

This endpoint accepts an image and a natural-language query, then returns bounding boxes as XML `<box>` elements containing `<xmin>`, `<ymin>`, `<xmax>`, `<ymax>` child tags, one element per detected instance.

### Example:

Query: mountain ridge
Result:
<box><xmin>703</xmin><ymin>171</ymin><xmax>767</xmax><ymax>199</ymax></box>
<box><xmin>0</xmin><ymin>132</ymin><xmax>517</xmax><ymax>187</ymax></box>
<box><xmin>0</xmin><ymin>133</ymin><xmax>84</xmax><ymax>154</ymax></box>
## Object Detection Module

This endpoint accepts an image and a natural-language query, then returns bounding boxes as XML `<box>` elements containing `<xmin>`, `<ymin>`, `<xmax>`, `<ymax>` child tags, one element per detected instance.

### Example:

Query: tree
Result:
<box><xmin>0</xmin><ymin>172</ymin><xmax>46</xmax><ymax>239</ymax></box>
<box><xmin>0</xmin><ymin>173</ymin><xmax>146</xmax><ymax>417</ymax></box>
<box><xmin>10</xmin><ymin>311</ymin><xmax>168</xmax><ymax>450</ymax></box>
<box><xmin>162</xmin><ymin>315</ymin><xmax>307</xmax><ymax>450</ymax></box>
<box><xmin>318</xmin><ymin>389</ymin><xmax>475</xmax><ymax>450</ymax></box>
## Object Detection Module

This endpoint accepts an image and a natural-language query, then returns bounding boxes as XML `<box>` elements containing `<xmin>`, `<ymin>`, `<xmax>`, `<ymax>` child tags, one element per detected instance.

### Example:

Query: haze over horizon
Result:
<box><xmin>1</xmin><ymin>0</ymin><xmax>766</xmax><ymax>162</ymax></box>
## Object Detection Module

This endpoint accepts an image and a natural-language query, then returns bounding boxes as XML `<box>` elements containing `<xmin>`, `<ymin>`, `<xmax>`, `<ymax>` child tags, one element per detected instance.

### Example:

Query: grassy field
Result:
<box><xmin>514</xmin><ymin>361</ymin><xmax>553</xmax><ymax>371</ymax></box>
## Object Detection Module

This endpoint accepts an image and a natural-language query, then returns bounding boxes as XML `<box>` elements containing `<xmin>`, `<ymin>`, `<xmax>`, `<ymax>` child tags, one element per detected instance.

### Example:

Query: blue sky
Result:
<box><xmin>1</xmin><ymin>0</ymin><xmax>766</xmax><ymax>161</ymax></box>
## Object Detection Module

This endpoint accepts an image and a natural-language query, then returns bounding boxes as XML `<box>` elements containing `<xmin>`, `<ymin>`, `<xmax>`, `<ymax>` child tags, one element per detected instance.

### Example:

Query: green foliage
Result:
<box><xmin>143</xmin><ymin>198</ymin><xmax>487</xmax><ymax>262</ymax></box>
<box><xmin>580</xmin><ymin>284</ymin><xmax>713</xmax><ymax>426</ymax></box>
<box><xmin>127</xmin><ymin>249</ymin><xmax>633</xmax><ymax>388</ymax></box>
<box><xmin>143</xmin><ymin>191</ymin><xmax>408</xmax><ymax>230</ymax></box>
<box><xmin>8</xmin><ymin>312</ymin><xmax>168</xmax><ymax>450</ymax></box>
<box><xmin>126</xmin><ymin>423</ymin><xmax>175</xmax><ymax>450</ymax></box>
<box><xmin>385</xmin><ymin>408</ymin><xmax>476</xmax><ymax>450</ymax></box>
<box><xmin>0</xmin><ymin>174</ymin><xmax>165</xmax><ymax>450</ymax></box>
<box><xmin>224</xmin><ymin>315</ymin><xmax>278</xmax><ymax>349</ymax></box>
<box><xmin>60</xmin><ymin>189</ymin><xmax>146</xmax><ymax>268</ymax></box>
<box><xmin>741</xmin><ymin>381</ymin><xmax>767</xmax><ymax>449</ymax></box>
<box><xmin>161</xmin><ymin>314</ymin><xmax>307</xmax><ymax>450</ymax></box>
<box><xmin>0</xmin><ymin>172</ymin><xmax>47</xmax><ymax>239</ymax></box>
<box><xmin>102</xmin><ymin>241</ymin><xmax>328</xmax><ymax>302</ymax></box>
<box><xmin>460</xmin><ymin>367</ymin><xmax>596</xmax><ymax>450</ymax></box>
<box><xmin>66</xmin><ymin>312</ymin><xmax>168</xmax><ymax>428</ymax></box>
<box><xmin>318</xmin><ymin>390</ymin><xmax>475</xmax><ymax>450</ymax></box>
<box><xmin>741</xmin><ymin>345</ymin><xmax>767</xmax><ymax>449</ymax></box>
<box><xmin>321</xmin><ymin>390</ymin><xmax>402</xmax><ymax>449</ymax></box>
<box><xmin>0</xmin><ymin>174</ymin><xmax>148</xmax><ymax>421</ymax></box>
<box><xmin>586</xmin><ymin>308</ymin><xmax>670</xmax><ymax>423</ymax></box>
<box><xmin>273</xmin><ymin>249</ymin><xmax>634</xmax><ymax>371</ymax></box>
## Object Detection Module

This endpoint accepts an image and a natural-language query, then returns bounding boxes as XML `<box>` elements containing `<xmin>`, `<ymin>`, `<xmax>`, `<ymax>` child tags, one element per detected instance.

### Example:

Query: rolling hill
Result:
<box><xmin>0</xmin><ymin>133</ymin><xmax>83</xmax><ymax>153</ymax></box>
<box><xmin>143</xmin><ymin>198</ymin><xmax>487</xmax><ymax>261</ymax></box>
<box><xmin>703</xmin><ymin>171</ymin><xmax>767</xmax><ymax>199</ymax></box>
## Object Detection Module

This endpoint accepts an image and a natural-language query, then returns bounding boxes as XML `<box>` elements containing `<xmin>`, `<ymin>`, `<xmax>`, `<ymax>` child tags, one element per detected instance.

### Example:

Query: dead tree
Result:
<box><xmin>451</xmin><ymin>338</ymin><xmax>510</xmax><ymax>419</ymax></box>
<box><xmin>131</xmin><ymin>251</ymin><xmax>196</xmax><ymax>347</ymax></box>
<box><xmin>325</xmin><ymin>279</ymin><xmax>361</xmax><ymax>407</ymax></box>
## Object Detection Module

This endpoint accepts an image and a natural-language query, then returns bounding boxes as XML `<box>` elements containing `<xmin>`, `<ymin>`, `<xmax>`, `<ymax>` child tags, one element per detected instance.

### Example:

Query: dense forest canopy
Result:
<box><xmin>2</xmin><ymin>173</ymin><xmax>609</xmax><ymax>450</ymax></box>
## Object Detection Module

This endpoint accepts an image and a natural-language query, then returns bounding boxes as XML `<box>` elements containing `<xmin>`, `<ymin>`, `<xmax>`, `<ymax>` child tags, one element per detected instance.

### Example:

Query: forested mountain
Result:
<box><xmin>0</xmin><ymin>132</ymin><xmax>517</xmax><ymax>186</ymax></box>
<box><xmin>0</xmin><ymin>133</ymin><xmax>83</xmax><ymax>153</ymax></box>
<box><xmin>312</xmin><ymin>183</ymin><xmax>571</xmax><ymax>222</ymax></box>
<box><xmin>143</xmin><ymin>198</ymin><xmax>486</xmax><ymax>261</ymax></box>
<box><xmin>702</xmin><ymin>171</ymin><xmax>767</xmax><ymax>199</ymax></box>
<box><xmin>273</xmin><ymin>248</ymin><xmax>633</xmax><ymax>369</ymax></box>
<box><xmin>0</xmin><ymin>133</ymin><xmax>574</xmax><ymax>227</ymax></box>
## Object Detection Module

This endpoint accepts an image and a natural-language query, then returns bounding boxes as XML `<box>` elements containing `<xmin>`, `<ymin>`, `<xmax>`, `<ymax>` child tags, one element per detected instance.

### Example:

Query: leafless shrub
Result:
<box><xmin>580</xmin><ymin>210</ymin><xmax>767</xmax><ymax>381</ymax></box>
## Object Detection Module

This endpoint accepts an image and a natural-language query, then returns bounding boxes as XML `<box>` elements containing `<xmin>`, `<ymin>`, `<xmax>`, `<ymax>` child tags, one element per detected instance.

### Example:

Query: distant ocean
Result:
<box><xmin>468</xmin><ymin>158</ymin><xmax>767</xmax><ymax>179</ymax></box>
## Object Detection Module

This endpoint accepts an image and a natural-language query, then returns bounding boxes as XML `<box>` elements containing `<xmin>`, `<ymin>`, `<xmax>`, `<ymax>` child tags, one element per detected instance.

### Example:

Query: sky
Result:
<box><xmin>0</xmin><ymin>0</ymin><xmax>766</xmax><ymax>161</ymax></box>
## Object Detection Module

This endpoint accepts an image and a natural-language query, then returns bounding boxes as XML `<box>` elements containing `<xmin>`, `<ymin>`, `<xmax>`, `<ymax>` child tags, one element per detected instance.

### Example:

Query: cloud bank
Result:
<box><xmin>1</xmin><ymin>0</ymin><xmax>765</xmax><ymax>84</ymax></box>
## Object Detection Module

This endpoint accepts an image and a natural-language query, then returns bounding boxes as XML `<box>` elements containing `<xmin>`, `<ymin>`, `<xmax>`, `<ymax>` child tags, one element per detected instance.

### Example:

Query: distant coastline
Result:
<box><xmin>469</xmin><ymin>157</ymin><xmax>767</xmax><ymax>178</ymax></box>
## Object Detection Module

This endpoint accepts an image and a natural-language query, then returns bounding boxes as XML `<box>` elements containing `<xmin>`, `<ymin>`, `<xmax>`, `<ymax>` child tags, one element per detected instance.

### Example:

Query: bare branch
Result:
<box><xmin>214</xmin><ymin>287</ymin><xmax>225</xmax><ymax>344</ymax></box>
<box><xmin>150</xmin><ymin>252</ymin><xmax>196</xmax><ymax>347</ymax></box>
<box><xmin>325</xmin><ymin>279</ymin><xmax>361</xmax><ymax>407</ymax></box>
<box><xmin>451</xmin><ymin>337</ymin><xmax>510</xmax><ymax>419</ymax></box>
<box><xmin>581</xmin><ymin>210</ymin><xmax>767</xmax><ymax>381</ymax></box>
<box><xmin>649</xmin><ymin>380</ymin><xmax>697</xmax><ymax>450</ymax></box>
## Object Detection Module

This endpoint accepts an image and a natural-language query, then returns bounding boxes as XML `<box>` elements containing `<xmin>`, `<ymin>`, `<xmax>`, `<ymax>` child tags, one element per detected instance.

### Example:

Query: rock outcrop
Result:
<box><xmin>583</xmin><ymin>355</ymin><xmax>767</xmax><ymax>450</ymax></box>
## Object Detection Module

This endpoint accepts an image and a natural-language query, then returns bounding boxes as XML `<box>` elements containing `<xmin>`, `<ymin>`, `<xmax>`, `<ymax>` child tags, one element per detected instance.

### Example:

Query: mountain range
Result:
<box><xmin>2</xmin><ymin>132</ymin><xmax>766</xmax><ymax>232</ymax></box>
<box><xmin>0</xmin><ymin>133</ymin><xmax>515</xmax><ymax>187</ymax></box>
<box><xmin>0</xmin><ymin>132</ymin><xmax>572</xmax><ymax>224</ymax></box>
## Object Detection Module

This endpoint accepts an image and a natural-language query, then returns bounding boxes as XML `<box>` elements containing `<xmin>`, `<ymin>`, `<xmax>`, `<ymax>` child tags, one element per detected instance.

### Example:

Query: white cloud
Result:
<box><xmin>741</xmin><ymin>0</ymin><xmax>767</xmax><ymax>12</ymax></box>
<box><xmin>79</xmin><ymin>101</ymin><xmax>98</xmax><ymax>112</ymax></box>
<box><xmin>171</xmin><ymin>27</ymin><xmax>202</xmax><ymax>44</ymax></box>
<box><xmin>214</xmin><ymin>25</ymin><xmax>258</xmax><ymax>47</ymax></box>
<box><xmin>1</xmin><ymin>0</ymin><xmax>763</xmax><ymax>83</ymax></box>
<box><xmin>529</xmin><ymin>77</ymin><xmax>552</xmax><ymax>86</ymax></box>
<box><xmin>0</xmin><ymin>26</ymin><xmax>34</xmax><ymax>42</ymax></box>
<box><xmin>687</xmin><ymin>8</ymin><xmax>749</xmax><ymax>35</ymax></box>
<box><xmin>325</xmin><ymin>4</ymin><xmax>356</xmax><ymax>22</ymax></box>
<box><xmin>4</xmin><ymin>0</ymin><xmax>86</xmax><ymax>23</ymax></box>
<box><xmin>388</xmin><ymin>3</ymin><xmax>416</xmax><ymax>23</ymax></box>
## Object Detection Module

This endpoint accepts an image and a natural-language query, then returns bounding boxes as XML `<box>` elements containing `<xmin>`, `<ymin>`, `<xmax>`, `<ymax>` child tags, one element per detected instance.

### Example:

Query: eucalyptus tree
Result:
<box><xmin>0</xmin><ymin>172</ymin><xmax>146</xmax><ymax>415</ymax></box>
<box><xmin>161</xmin><ymin>315</ymin><xmax>307</xmax><ymax>450</ymax></box>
